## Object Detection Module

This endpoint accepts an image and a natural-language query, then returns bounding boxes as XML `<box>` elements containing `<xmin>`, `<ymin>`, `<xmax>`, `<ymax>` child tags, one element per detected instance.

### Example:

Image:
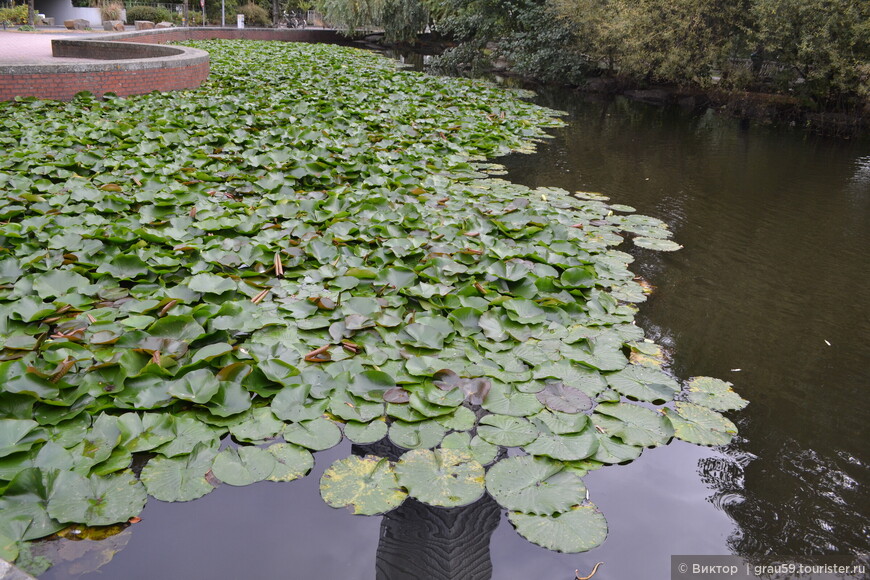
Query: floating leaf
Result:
<box><xmin>606</xmin><ymin>365</ymin><xmax>680</xmax><ymax>403</ymax></box>
<box><xmin>477</xmin><ymin>414</ymin><xmax>538</xmax><ymax>447</ymax></box>
<box><xmin>593</xmin><ymin>402</ymin><xmax>674</xmax><ymax>447</ymax></box>
<box><xmin>535</xmin><ymin>381</ymin><xmax>593</xmax><ymax>414</ymax></box>
<box><xmin>508</xmin><ymin>504</ymin><xmax>608</xmax><ymax>553</ymax></box>
<box><xmin>633</xmin><ymin>237</ymin><xmax>682</xmax><ymax>251</ymax></box>
<box><xmin>388</xmin><ymin>419</ymin><xmax>446</xmax><ymax>450</ymax></box>
<box><xmin>486</xmin><ymin>455</ymin><xmax>587</xmax><ymax>515</ymax></box>
<box><xmin>47</xmin><ymin>470</ymin><xmax>146</xmax><ymax>526</ymax></box>
<box><xmin>395</xmin><ymin>448</ymin><xmax>485</xmax><ymax>508</ymax></box>
<box><xmin>266</xmin><ymin>443</ymin><xmax>314</xmax><ymax>482</ymax></box>
<box><xmin>663</xmin><ymin>402</ymin><xmax>738</xmax><ymax>446</ymax></box>
<box><xmin>283</xmin><ymin>418</ymin><xmax>342</xmax><ymax>451</ymax></box>
<box><xmin>523</xmin><ymin>426</ymin><xmax>599</xmax><ymax>461</ymax></box>
<box><xmin>212</xmin><ymin>445</ymin><xmax>275</xmax><ymax>486</ymax></box>
<box><xmin>320</xmin><ymin>455</ymin><xmax>407</xmax><ymax>515</ymax></box>
<box><xmin>140</xmin><ymin>442</ymin><xmax>218</xmax><ymax>502</ymax></box>
<box><xmin>344</xmin><ymin>419</ymin><xmax>388</xmax><ymax>444</ymax></box>
<box><xmin>685</xmin><ymin>377</ymin><xmax>748</xmax><ymax>411</ymax></box>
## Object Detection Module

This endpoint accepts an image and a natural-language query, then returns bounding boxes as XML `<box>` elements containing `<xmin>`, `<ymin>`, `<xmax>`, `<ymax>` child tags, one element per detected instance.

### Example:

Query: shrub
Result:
<box><xmin>0</xmin><ymin>5</ymin><xmax>29</xmax><ymax>25</ymax></box>
<box><xmin>125</xmin><ymin>5</ymin><xmax>173</xmax><ymax>24</ymax></box>
<box><xmin>101</xmin><ymin>1</ymin><xmax>124</xmax><ymax>21</ymax></box>
<box><xmin>237</xmin><ymin>2</ymin><xmax>271</xmax><ymax>27</ymax></box>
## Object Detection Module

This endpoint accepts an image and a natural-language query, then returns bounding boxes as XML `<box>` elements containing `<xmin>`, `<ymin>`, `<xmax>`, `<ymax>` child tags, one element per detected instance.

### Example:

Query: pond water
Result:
<box><xmin>38</xmin><ymin>92</ymin><xmax>869</xmax><ymax>579</ymax></box>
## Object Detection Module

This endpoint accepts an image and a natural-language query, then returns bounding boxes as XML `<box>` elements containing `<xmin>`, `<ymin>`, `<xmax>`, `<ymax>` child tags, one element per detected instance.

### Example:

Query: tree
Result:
<box><xmin>315</xmin><ymin>0</ymin><xmax>428</xmax><ymax>43</ymax></box>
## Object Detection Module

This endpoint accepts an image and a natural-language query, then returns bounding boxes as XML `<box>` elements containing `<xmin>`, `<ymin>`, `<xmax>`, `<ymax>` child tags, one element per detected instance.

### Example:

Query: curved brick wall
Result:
<box><xmin>0</xmin><ymin>28</ymin><xmax>345</xmax><ymax>101</ymax></box>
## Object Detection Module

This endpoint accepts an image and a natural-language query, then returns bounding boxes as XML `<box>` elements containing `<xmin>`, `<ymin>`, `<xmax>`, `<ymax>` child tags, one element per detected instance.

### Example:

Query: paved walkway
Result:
<box><xmin>0</xmin><ymin>29</ymin><xmax>111</xmax><ymax>64</ymax></box>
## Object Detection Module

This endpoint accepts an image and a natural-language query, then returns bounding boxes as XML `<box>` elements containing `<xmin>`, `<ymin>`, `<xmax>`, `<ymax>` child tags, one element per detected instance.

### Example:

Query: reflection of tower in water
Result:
<box><xmin>352</xmin><ymin>440</ymin><xmax>502</xmax><ymax>580</ymax></box>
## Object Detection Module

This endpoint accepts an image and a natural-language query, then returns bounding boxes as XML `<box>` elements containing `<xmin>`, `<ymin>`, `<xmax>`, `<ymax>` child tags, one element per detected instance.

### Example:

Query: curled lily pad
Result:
<box><xmin>508</xmin><ymin>504</ymin><xmax>608</xmax><ymax>553</ymax></box>
<box><xmin>663</xmin><ymin>402</ymin><xmax>738</xmax><ymax>446</ymax></box>
<box><xmin>320</xmin><ymin>455</ymin><xmax>407</xmax><ymax>515</ymax></box>
<box><xmin>395</xmin><ymin>448</ymin><xmax>485</xmax><ymax>508</ymax></box>
<box><xmin>486</xmin><ymin>455</ymin><xmax>587</xmax><ymax>515</ymax></box>
<box><xmin>685</xmin><ymin>377</ymin><xmax>748</xmax><ymax>411</ymax></box>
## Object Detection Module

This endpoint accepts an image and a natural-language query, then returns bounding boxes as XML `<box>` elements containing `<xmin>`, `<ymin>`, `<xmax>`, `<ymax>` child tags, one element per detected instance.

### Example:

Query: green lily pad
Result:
<box><xmin>523</xmin><ymin>427</ymin><xmax>599</xmax><ymax>461</ymax></box>
<box><xmin>388</xmin><ymin>419</ymin><xmax>446</xmax><ymax>450</ymax></box>
<box><xmin>395</xmin><ymin>448</ymin><xmax>485</xmax><ymax>508</ymax></box>
<box><xmin>440</xmin><ymin>432</ymin><xmax>500</xmax><ymax>466</ymax></box>
<box><xmin>265</xmin><ymin>443</ymin><xmax>314</xmax><ymax>482</ymax></box>
<box><xmin>535</xmin><ymin>381</ymin><xmax>593</xmax><ymax>414</ymax></box>
<box><xmin>685</xmin><ymin>377</ymin><xmax>748</xmax><ymax>411</ymax></box>
<box><xmin>633</xmin><ymin>237</ymin><xmax>682</xmax><ymax>251</ymax></box>
<box><xmin>593</xmin><ymin>402</ymin><xmax>674</xmax><ymax>447</ymax></box>
<box><xmin>140</xmin><ymin>442</ymin><xmax>218</xmax><ymax>502</ymax></box>
<box><xmin>47</xmin><ymin>470</ymin><xmax>146</xmax><ymax>526</ymax></box>
<box><xmin>320</xmin><ymin>455</ymin><xmax>407</xmax><ymax>515</ymax></box>
<box><xmin>663</xmin><ymin>402</ymin><xmax>738</xmax><ymax>446</ymax></box>
<box><xmin>508</xmin><ymin>504</ymin><xmax>608</xmax><ymax>553</ymax></box>
<box><xmin>344</xmin><ymin>419</ymin><xmax>388</xmax><ymax>445</ymax></box>
<box><xmin>481</xmin><ymin>381</ymin><xmax>544</xmax><ymax>417</ymax></box>
<box><xmin>212</xmin><ymin>445</ymin><xmax>275</xmax><ymax>486</ymax></box>
<box><xmin>283</xmin><ymin>418</ymin><xmax>343</xmax><ymax>451</ymax></box>
<box><xmin>486</xmin><ymin>455</ymin><xmax>587</xmax><ymax>515</ymax></box>
<box><xmin>606</xmin><ymin>365</ymin><xmax>679</xmax><ymax>403</ymax></box>
<box><xmin>477</xmin><ymin>414</ymin><xmax>538</xmax><ymax>447</ymax></box>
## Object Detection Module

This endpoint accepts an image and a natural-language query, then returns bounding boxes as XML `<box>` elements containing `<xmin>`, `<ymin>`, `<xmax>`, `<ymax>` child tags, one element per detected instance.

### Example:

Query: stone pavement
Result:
<box><xmin>0</xmin><ymin>30</ymin><xmax>109</xmax><ymax>64</ymax></box>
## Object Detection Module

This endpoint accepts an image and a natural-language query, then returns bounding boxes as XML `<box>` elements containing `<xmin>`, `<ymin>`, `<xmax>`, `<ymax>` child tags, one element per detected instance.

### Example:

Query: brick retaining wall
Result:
<box><xmin>0</xmin><ymin>28</ymin><xmax>346</xmax><ymax>101</ymax></box>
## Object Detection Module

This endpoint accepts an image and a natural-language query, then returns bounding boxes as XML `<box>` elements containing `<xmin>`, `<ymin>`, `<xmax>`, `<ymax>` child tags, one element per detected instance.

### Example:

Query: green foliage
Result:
<box><xmin>0</xmin><ymin>5</ymin><xmax>28</xmax><ymax>24</ymax></box>
<box><xmin>125</xmin><ymin>5</ymin><xmax>174</xmax><ymax>24</ymax></box>
<box><xmin>316</xmin><ymin>0</ymin><xmax>428</xmax><ymax>43</ymax></box>
<box><xmin>237</xmin><ymin>1</ymin><xmax>271</xmax><ymax>26</ymax></box>
<box><xmin>751</xmin><ymin>0</ymin><xmax>870</xmax><ymax>103</ymax></box>
<box><xmin>0</xmin><ymin>40</ymin><xmax>745</xmax><ymax>563</ymax></box>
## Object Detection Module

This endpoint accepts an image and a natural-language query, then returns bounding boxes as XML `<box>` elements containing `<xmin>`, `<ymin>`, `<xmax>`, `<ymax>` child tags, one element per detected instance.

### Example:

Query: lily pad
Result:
<box><xmin>477</xmin><ymin>414</ymin><xmax>538</xmax><ymax>447</ymax></box>
<box><xmin>685</xmin><ymin>377</ymin><xmax>748</xmax><ymax>411</ymax></box>
<box><xmin>535</xmin><ymin>381</ymin><xmax>593</xmax><ymax>414</ymax></box>
<box><xmin>344</xmin><ymin>419</ymin><xmax>388</xmax><ymax>445</ymax></box>
<box><xmin>663</xmin><ymin>402</ymin><xmax>738</xmax><ymax>446</ymax></box>
<box><xmin>212</xmin><ymin>445</ymin><xmax>276</xmax><ymax>486</ymax></box>
<box><xmin>606</xmin><ymin>365</ymin><xmax>680</xmax><ymax>403</ymax></box>
<box><xmin>266</xmin><ymin>443</ymin><xmax>314</xmax><ymax>482</ymax></box>
<box><xmin>283</xmin><ymin>418</ymin><xmax>343</xmax><ymax>451</ymax></box>
<box><xmin>486</xmin><ymin>455</ymin><xmax>587</xmax><ymax>515</ymax></box>
<box><xmin>47</xmin><ymin>470</ymin><xmax>146</xmax><ymax>526</ymax></box>
<box><xmin>593</xmin><ymin>402</ymin><xmax>674</xmax><ymax>447</ymax></box>
<box><xmin>395</xmin><ymin>448</ymin><xmax>485</xmax><ymax>508</ymax></box>
<box><xmin>508</xmin><ymin>504</ymin><xmax>608</xmax><ymax>553</ymax></box>
<box><xmin>320</xmin><ymin>455</ymin><xmax>407</xmax><ymax>515</ymax></box>
<box><xmin>140</xmin><ymin>442</ymin><xmax>218</xmax><ymax>502</ymax></box>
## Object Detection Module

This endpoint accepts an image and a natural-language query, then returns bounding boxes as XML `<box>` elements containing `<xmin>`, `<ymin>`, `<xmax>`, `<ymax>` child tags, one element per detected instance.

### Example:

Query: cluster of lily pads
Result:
<box><xmin>0</xmin><ymin>40</ymin><xmax>747</xmax><ymax>564</ymax></box>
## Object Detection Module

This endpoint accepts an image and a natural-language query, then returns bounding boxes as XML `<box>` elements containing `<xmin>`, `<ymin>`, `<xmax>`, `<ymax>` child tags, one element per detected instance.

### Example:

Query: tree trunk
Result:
<box><xmin>28</xmin><ymin>0</ymin><xmax>35</xmax><ymax>26</ymax></box>
<box><xmin>272</xmin><ymin>0</ymin><xmax>279</xmax><ymax>27</ymax></box>
<box><xmin>183</xmin><ymin>0</ymin><xmax>189</xmax><ymax>26</ymax></box>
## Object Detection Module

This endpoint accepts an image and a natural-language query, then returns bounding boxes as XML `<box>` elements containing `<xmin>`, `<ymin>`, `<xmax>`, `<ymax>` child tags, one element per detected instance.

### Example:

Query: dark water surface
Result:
<box><xmin>40</xmin><ymin>93</ymin><xmax>869</xmax><ymax>579</ymax></box>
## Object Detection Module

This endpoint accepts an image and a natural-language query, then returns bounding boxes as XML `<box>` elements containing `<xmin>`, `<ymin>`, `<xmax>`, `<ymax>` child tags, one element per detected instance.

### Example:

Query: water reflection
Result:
<box><xmin>501</xmin><ymin>89</ymin><xmax>870</xmax><ymax>568</ymax></box>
